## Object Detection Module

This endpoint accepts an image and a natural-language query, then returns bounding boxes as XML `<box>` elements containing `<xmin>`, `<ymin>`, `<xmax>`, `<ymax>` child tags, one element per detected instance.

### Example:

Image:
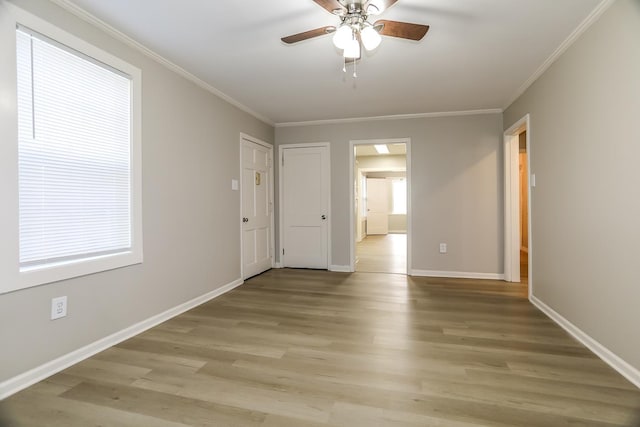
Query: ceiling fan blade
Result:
<box><xmin>281</xmin><ymin>26</ymin><xmax>336</xmax><ymax>44</ymax></box>
<box><xmin>365</xmin><ymin>0</ymin><xmax>399</xmax><ymax>15</ymax></box>
<box><xmin>374</xmin><ymin>20</ymin><xmax>429</xmax><ymax>41</ymax></box>
<box><xmin>312</xmin><ymin>0</ymin><xmax>345</xmax><ymax>14</ymax></box>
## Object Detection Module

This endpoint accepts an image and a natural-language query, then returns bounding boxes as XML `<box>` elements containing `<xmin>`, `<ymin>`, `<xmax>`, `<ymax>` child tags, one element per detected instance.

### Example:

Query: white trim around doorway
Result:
<box><xmin>503</xmin><ymin>115</ymin><xmax>532</xmax><ymax>297</ymax></box>
<box><xmin>239</xmin><ymin>133</ymin><xmax>275</xmax><ymax>280</ymax></box>
<box><xmin>349</xmin><ymin>138</ymin><xmax>412</xmax><ymax>274</ymax></box>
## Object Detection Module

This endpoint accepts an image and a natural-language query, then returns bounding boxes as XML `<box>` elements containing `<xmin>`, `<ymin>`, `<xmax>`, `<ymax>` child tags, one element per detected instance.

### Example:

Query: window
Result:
<box><xmin>391</xmin><ymin>178</ymin><xmax>407</xmax><ymax>214</ymax></box>
<box><xmin>0</xmin><ymin>9</ymin><xmax>142</xmax><ymax>293</ymax></box>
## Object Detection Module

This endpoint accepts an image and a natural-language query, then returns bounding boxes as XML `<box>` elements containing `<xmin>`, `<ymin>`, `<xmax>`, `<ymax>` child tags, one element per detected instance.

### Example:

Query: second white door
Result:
<box><xmin>281</xmin><ymin>145</ymin><xmax>329</xmax><ymax>269</ymax></box>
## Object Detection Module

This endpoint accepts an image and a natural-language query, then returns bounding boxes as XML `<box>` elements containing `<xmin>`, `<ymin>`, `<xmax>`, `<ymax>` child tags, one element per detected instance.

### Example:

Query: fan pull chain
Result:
<box><xmin>353</xmin><ymin>58</ymin><xmax>357</xmax><ymax>78</ymax></box>
<box><xmin>343</xmin><ymin>56</ymin><xmax>346</xmax><ymax>73</ymax></box>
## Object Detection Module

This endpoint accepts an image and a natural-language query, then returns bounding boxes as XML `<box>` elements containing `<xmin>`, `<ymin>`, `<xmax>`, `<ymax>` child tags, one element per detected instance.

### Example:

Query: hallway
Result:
<box><xmin>356</xmin><ymin>234</ymin><xmax>406</xmax><ymax>274</ymax></box>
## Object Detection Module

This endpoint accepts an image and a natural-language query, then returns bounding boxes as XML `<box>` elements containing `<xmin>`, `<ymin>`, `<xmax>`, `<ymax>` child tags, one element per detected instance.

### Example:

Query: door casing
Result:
<box><xmin>503</xmin><ymin>115</ymin><xmax>532</xmax><ymax>295</ymax></box>
<box><xmin>239</xmin><ymin>133</ymin><xmax>274</xmax><ymax>280</ymax></box>
<box><xmin>349</xmin><ymin>138</ymin><xmax>411</xmax><ymax>273</ymax></box>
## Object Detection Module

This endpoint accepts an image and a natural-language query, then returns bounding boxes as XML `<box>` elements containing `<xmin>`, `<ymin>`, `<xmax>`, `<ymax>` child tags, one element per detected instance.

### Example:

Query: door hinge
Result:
<box><xmin>282</xmin><ymin>154</ymin><xmax>284</xmax><ymax>167</ymax></box>
<box><xmin>282</xmin><ymin>249</ymin><xmax>285</xmax><ymax>255</ymax></box>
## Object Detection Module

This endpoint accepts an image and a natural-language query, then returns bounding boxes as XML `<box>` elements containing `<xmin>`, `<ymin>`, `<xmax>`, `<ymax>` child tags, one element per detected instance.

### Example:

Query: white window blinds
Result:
<box><xmin>16</xmin><ymin>27</ymin><xmax>133</xmax><ymax>269</ymax></box>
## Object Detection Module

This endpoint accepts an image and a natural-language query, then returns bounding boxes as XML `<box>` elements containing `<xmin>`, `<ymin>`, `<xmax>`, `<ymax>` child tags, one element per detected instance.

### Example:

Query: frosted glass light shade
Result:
<box><xmin>343</xmin><ymin>38</ymin><xmax>361</xmax><ymax>59</ymax></box>
<box><xmin>361</xmin><ymin>26</ymin><xmax>382</xmax><ymax>51</ymax></box>
<box><xmin>333</xmin><ymin>25</ymin><xmax>353</xmax><ymax>50</ymax></box>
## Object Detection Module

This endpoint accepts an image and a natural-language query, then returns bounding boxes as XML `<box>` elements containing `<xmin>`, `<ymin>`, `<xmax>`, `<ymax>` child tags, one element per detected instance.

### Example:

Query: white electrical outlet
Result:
<box><xmin>439</xmin><ymin>243</ymin><xmax>447</xmax><ymax>254</ymax></box>
<box><xmin>51</xmin><ymin>296</ymin><xmax>67</xmax><ymax>320</ymax></box>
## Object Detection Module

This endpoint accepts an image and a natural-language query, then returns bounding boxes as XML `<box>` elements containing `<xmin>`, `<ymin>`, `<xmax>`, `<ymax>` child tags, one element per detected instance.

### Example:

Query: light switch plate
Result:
<box><xmin>231</xmin><ymin>179</ymin><xmax>239</xmax><ymax>191</ymax></box>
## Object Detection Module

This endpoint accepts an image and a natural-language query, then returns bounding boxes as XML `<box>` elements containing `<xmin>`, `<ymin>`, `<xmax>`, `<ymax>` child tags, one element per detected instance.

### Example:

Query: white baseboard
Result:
<box><xmin>530</xmin><ymin>295</ymin><xmax>640</xmax><ymax>389</ymax></box>
<box><xmin>274</xmin><ymin>262</ymin><xmax>283</xmax><ymax>268</ymax></box>
<box><xmin>329</xmin><ymin>265</ymin><xmax>352</xmax><ymax>273</ymax></box>
<box><xmin>410</xmin><ymin>269</ymin><xmax>504</xmax><ymax>280</ymax></box>
<box><xmin>0</xmin><ymin>278</ymin><xmax>244</xmax><ymax>400</ymax></box>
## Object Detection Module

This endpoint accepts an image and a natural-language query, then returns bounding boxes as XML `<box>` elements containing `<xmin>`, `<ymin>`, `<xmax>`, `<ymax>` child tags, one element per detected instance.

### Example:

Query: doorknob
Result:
<box><xmin>321</xmin><ymin>215</ymin><xmax>327</xmax><ymax>220</ymax></box>
<box><xmin>242</xmin><ymin>217</ymin><xmax>248</xmax><ymax>223</ymax></box>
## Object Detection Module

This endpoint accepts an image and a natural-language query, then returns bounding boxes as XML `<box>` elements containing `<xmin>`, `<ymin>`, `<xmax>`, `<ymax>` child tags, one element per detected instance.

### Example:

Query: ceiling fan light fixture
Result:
<box><xmin>333</xmin><ymin>25</ymin><xmax>353</xmax><ymax>50</ymax></box>
<box><xmin>361</xmin><ymin>25</ymin><xmax>382</xmax><ymax>51</ymax></box>
<box><xmin>343</xmin><ymin>37</ymin><xmax>361</xmax><ymax>59</ymax></box>
<box><xmin>367</xmin><ymin>0</ymin><xmax>385</xmax><ymax>15</ymax></box>
<box><xmin>366</xmin><ymin>2</ymin><xmax>381</xmax><ymax>15</ymax></box>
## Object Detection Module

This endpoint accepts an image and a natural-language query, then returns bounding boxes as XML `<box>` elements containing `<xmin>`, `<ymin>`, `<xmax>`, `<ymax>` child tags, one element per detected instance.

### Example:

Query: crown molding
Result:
<box><xmin>275</xmin><ymin>109</ymin><xmax>503</xmax><ymax>128</ymax></box>
<box><xmin>503</xmin><ymin>0</ymin><xmax>616</xmax><ymax>111</ymax></box>
<box><xmin>47</xmin><ymin>0</ymin><xmax>274</xmax><ymax>126</ymax></box>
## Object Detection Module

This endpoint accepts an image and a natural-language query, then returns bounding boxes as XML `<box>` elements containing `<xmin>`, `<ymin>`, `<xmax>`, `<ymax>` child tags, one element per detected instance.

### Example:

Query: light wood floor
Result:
<box><xmin>356</xmin><ymin>234</ymin><xmax>406</xmax><ymax>274</ymax></box>
<box><xmin>2</xmin><ymin>269</ymin><xmax>640</xmax><ymax>426</ymax></box>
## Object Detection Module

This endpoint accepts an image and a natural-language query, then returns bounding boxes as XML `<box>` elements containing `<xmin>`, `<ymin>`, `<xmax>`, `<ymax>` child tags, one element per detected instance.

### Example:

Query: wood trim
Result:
<box><xmin>239</xmin><ymin>134</ymin><xmax>274</xmax><ymax>280</ymax></box>
<box><xmin>504</xmin><ymin>114</ymin><xmax>532</xmax><ymax>289</ymax></box>
<box><xmin>47</xmin><ymin>0</ymin><xmax>274</xmax><ymax>125</ymax></box>
<box><xmin>276</xmin><ymin>109</ymin><xmax>503</xmax><ymax>128</ymax></box>
<box><xmin>349</xmin><ymin>138</ymin><xmax>411</xmax><ymax>274</ymax></box>
<box><xmin>0</xmin><ymin>277</ymin><xmax>244</xmax><ymax>400</ymax></box>
<box><xmin>410</xmin><ymin>269</ymin><xmax>504</xmax><ymax>281</ymax></box>
<box><xmin>503</xmin><ymin>0</ymin><xmax>616</xmax><ymax>110</ymax></box>
<box><xmin>531</xmin><ymin>295</ymin><xmax>640</xmax><ymax>389</ymax></box>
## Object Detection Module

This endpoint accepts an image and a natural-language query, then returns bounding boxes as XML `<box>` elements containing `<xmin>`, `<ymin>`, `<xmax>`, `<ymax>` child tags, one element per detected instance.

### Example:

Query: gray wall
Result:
<box><xmin>504</xmin><ymin>0</ymin><xmax>640</xmax><ymax>369</ymax></box>
<box><xmin>276</xmin><ymin>113</ymin><xmax>504</xmax><ymax>274</ymax></box>
<box><xmin>0</xmin><ymin>0</ymin><xmax>273</xmax><ymax>383</ymax></box>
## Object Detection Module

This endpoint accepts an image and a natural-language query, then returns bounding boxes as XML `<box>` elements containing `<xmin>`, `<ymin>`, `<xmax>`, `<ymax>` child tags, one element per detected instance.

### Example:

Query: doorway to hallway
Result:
<box><xmin>349</xmin><ymin>139</ymin><xmax>411</xmax><ymax>274</ymax></box>
<box><xmin>504</xmin><ymin>115</ymin><xmax>532</xmax><ymax>295</ymax></box>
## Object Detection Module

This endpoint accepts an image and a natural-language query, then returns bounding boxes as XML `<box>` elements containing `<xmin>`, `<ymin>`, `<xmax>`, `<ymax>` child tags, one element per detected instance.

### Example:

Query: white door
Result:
<box><xmin>281</xmin><ymin>145</ymin><xmax>329</xmax><ymax>269</ymax></box>
<box><xmin>366</xmin><ymin>178</ymin><xmax>389</xmax><ymax>235</ymax></box>
<box><xmin>241</xmin><ymin>138</ymin><xmax>273</xmax><ymax>279</ymax></box>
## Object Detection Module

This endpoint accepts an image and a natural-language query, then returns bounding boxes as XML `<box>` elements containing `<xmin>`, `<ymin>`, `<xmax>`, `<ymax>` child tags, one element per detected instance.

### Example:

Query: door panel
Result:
<box><xmin>282</xmin><ymin>146</ymin><xmax>329</xmax><ymax>269</ymax></box>
<box><xmin>366</xmin><ymin>178</ymin><xmax>389</xmax><ymax>235</ymax></box>
<box><xmin>241</xmin><ymin>138</ymin><xmax>273</xmax><ymax>279</ymax></box>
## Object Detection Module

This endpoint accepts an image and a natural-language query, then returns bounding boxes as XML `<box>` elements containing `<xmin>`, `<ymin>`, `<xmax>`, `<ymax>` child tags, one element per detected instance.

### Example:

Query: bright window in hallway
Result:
<box><xmin>391</xmin><ymin>178</ymin><xmax>406</xmax><ymax>214</ymax></box>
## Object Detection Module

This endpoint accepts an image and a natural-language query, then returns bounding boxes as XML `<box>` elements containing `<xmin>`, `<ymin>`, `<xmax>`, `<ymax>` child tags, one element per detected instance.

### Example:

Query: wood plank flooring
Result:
<box><xmin>2</xmin><ymin>269</ymin><xmax>640</xmax><ymax>426</ymax></box>
<box><xmin>356</xmin><ymin>234</ymin><xmax>406</xmax><ymax>274</ymax></box>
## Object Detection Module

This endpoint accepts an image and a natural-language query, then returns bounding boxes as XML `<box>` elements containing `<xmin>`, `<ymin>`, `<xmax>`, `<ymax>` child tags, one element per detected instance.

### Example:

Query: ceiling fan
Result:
<box><xmin>281</xmin><ymin>0</ymin><xmax>429</xmax><ymax>65</ymax></box>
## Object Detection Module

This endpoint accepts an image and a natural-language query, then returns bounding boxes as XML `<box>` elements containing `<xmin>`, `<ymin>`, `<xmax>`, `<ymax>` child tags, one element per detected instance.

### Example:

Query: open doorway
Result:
<box><xmin>518</xmin><ymin>131</ymin><xmax>529</xmax><ymax>283</ymax></box>
<box><xmin>504</xmin><ymin>115</ymin><xmax>532</xmax><ymax>294</ymax></box>
<box><xmin>349</xmin><ymin>139</ymin><xmax>410</xmax><ymax>274</ymax></box>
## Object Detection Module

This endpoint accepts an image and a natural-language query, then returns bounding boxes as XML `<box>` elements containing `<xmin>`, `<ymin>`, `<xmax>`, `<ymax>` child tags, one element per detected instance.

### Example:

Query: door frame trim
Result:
<box><xmin>278</xmin><ymin>142</ymin><xmax>332</xmax><ymax>269</ymax></box>
<box><xmin>239</xmin><ymin>133</ymin><xmax>274</xmax><ymax>280</ymax></box>
<box><xmin>503</xmin><ymin>115</ymin><xmax>532</xmax><ymax>295</ymax></box>
<box><xmin>349</xmin><ymin>138</ymin><xmax>411</xmax><ymax>274</ymax></box>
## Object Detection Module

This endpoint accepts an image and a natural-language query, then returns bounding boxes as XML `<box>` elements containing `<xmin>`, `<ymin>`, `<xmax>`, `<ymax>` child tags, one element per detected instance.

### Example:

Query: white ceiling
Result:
<box><xmin>63</xmin><ymin>0</ymin><xmax>603</xmax><ymax>124</ymax></box>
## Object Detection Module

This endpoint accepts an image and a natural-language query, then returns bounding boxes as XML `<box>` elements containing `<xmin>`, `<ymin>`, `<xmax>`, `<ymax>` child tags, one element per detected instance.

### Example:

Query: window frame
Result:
<box><xmin>0</xmin><ymin>3</ymin><xmax>143</xmax><ymax>294</ymax></box>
